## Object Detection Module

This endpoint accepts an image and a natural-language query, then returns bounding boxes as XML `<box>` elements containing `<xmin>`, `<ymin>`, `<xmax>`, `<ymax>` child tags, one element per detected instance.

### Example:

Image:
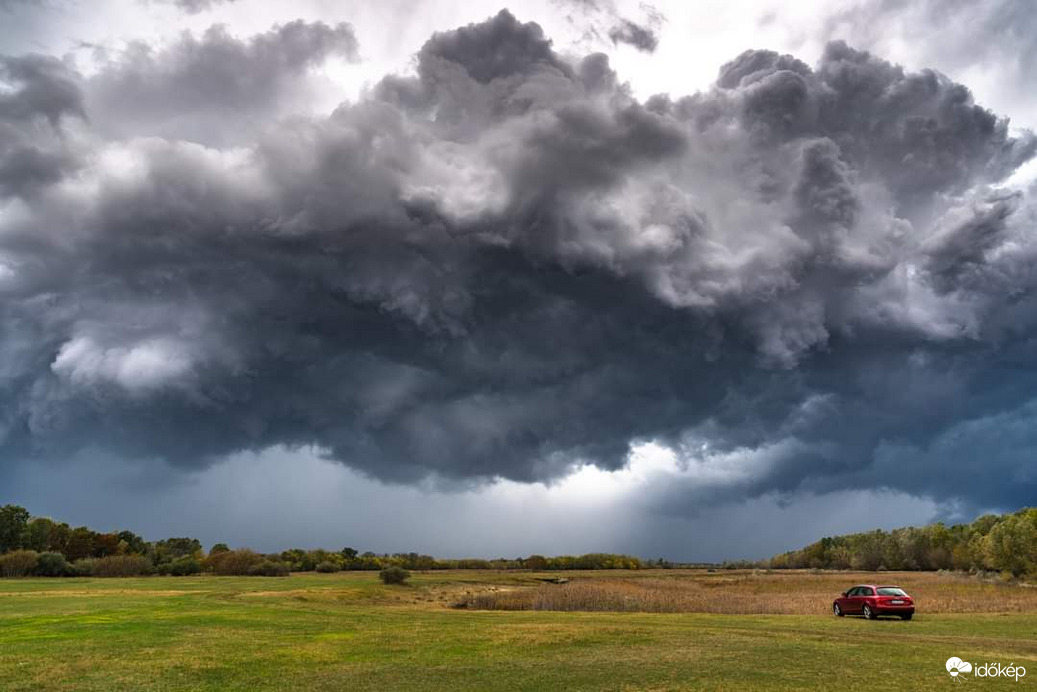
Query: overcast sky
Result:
<box><xmin>1</xmin><ymin>0</ymin><xmax>1035</xmax><ymax>561</ymax></box>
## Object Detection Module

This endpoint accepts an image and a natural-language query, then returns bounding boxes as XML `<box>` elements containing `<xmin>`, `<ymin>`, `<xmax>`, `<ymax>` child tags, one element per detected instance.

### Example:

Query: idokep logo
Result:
<box><xmin>946</xmin><ymin>656</ymin><xmax>1027</xmax><ymax>682</ymax></box>
<box><xmin>947</xmin><ymin>657</ymin><xmax>972</xmax><ymax>682</ymax></box>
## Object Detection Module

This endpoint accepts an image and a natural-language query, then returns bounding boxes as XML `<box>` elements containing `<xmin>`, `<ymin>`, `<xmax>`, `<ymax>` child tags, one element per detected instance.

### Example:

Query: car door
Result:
<box><xmin>846</xmin><ymin>587</ymin><xmax>863</xmax><ymax>613</ymax></box>
<box><xmin>858</xmin><ymin>586</ymin><xmax>874</xmax><ymax>612</ymax></box>
<box><xmin>840</xmin><ymin>587</ymin><xmax>857</xmax><ymax>613</ymax></box>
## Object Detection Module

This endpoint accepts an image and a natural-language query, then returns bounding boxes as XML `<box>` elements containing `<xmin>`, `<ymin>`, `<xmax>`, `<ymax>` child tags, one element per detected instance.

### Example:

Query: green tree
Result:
<box><xmin>154</xmin><ymin>537</ymin><xmax>203</xmax><ymax>564</ymax></box>
<box><xmin>65</xmin><ymin>527</ymin><xmax>98</xmax><ymax>562</ymax></box>
<box><xmin>0</xmin><ymin>505</ymin><xmax>30</xmax><ymax>553</ymax></box>
<box><xmin>93</xmin><ymin>533</ymin><xmax>122</xmax><ymax>558</ymax></box>
<box><xmin>117</xmin><ymin>530</ymin><xmax>149</xmax><ymax>555</ymax></box>
<box><xmin>22</xmin><ymin>517</ymin><xmax>57</xmax><ymax>553</ymax></box>
<box><xmin>983</xmin><ymin>510</ymin><xmax>1037</xmax><ymax>576</ymax></box>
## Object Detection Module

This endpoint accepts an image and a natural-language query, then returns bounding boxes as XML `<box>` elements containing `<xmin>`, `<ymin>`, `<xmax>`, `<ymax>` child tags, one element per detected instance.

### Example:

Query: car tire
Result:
<box><xmin>833</xmin><ymin>603</ymin><xmax>843</xmax><ymax>617</ymax></box>
<box><xmin>862</xmin><ymin>604</ymin><xmax>875</xmax><ymax>620</ymax></box>
<box><xmin>900</xmin><ymin>613</ymin><xmax>912</xmax><ymax>621</ymax></box>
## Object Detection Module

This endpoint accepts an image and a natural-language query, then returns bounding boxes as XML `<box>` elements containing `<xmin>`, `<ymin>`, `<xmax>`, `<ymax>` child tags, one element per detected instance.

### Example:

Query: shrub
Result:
<box><xmin>379</xmin><ymin>566</ymin><xmax>410</xmax><ymax>585</ymax></box>
<box><xmin>71</xmin><ymin>558</ymin><xmax>97</xmax><ymax>576</ymax></box>
<box><xmin>168</xmin><ymin>557</ymin><xmax>201</xmax><ymax>576</ymax></box>
<box><xmin>248</xmin><ymin>560</ymin><xmax>290</xmax><ymax>577</ymax></box>
<box><xmin>84</xmin><ymin>555</ymin><xmax>152</xmax><ymax>577</ymax></box>
<box><xmin>35</xmin><ymin>552</ymin><xmax>72</xmax><ymax>577</ymax></box>
<box><xmin>315</xmin><ymin>561</ymin><xmax>340</xmax><ymax>573</ymax></box>
<box><xmin>208</xmin><ymin>549</ymin><xmax>264</xmax><ymax>576</ymax></box>
<box><xmin>0</xmin><ymin>550</ymin><xmax>39</xmax><ymax>577</ymax></box>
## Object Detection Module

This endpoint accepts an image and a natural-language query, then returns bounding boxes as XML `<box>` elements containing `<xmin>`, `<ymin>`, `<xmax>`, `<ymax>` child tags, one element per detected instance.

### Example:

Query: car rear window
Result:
<box><xmin>877</xmin><ymin>587</ymin><xmax>907</xmax><ymax>596</ymax></box>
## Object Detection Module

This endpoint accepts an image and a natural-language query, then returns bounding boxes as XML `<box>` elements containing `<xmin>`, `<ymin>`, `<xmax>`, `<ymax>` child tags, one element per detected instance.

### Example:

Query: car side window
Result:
<box><xmin>860</xmin><ymin>587</ymin><xmax>874</xmax><ymax>596</ymax></box>
<box><xmin>846</xmin><ymin>587</ymin><xmax>858</xmax><ymax>596</ymax></box>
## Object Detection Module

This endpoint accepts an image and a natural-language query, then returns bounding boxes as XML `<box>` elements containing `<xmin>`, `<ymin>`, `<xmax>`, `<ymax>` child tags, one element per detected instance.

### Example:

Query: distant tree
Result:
<box><xmin>0</xmin><ymin>505</ymin><xmax>30</xmax><ymax>553</ymax></box>
<box><xmin>766</xmin><ymin>507</ymin><xmax>1037</xmax><ymax>576</ymax></box>
<box><xmin>154</xmin><ymin>537</ymin><xmax>203</xmax><ymax>564</ymax></box>
<box><xmin>209</xmin><ymin>543</ymin><xmax>230</xmax><ymax>556</ymax></box>
<box><xmin>525</xmin><ymin>554</ymin><xmax>548</xmax><ymax>570</ymax></box>
<box><xmin>65</xmin><ymin>527</ymin><xmax>98</xmax><ymax>562</ymax></box>
<box><xmin>22</xmin><ymin>517</ymin><xmax>55</xmax><ymax>553</ymax></box>
<box><xmin>117</xmin><ymin>530</ymin><xmax>148</xmax><ymax>555</ymax></box>
<box><xmin>315</xmin><ymin>561</ymin><xmax>340</xmax><ymax>573</ymax></box>
<box><xmin>47</xmin><ymin>522</ymin><xmax>72</xmax><ymax>555</ymax></box>
<box><xmin>305</xmin><ymin>550</ymin><xmax>340</xmax><ymax>571</ymax></box>
<box><xmin>93</xmin><ymin>533</ymin><xmax>122</xmax><ymax>558</ymax></box>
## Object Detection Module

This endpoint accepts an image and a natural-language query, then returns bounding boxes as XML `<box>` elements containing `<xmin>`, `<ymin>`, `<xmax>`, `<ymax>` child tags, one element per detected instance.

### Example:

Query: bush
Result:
<box><xmin>35</xmin><ymin>552</ymin><xmax>72</xmax><ymax>577</ymax></box>
<box><xmin>248</xmin><ymin>560</ymin><xmax>290</xmax><ymax>577</ymax></box>
<box><xmin>168</xmin><ymin>557</ymin><xmax>201</xmax><ymax>576</ymax></box>
<box><xmin>0</xmin><ymin>550</ymin><xmax>39</xmax><ymax>577</ymax></box>
<box><xmin>379</xmin><ymin>566</ymin><xmax>410</xmax><ymax>585</ymax></box>
<box><xmin>315</xmin><ymin>561</ymin><xmax>340</xmax><ymax>573</ymax></box>
<box><xmin>71</xmin><ymin>558</ymin><xmax>97</xmax><ymax>576</ymax></box>
<box><xmin>83</xmin><ymin>555</ymin><xmax>152</xmax><ymax>577</ymax></box>
<box><xmin>208</xmin><ymin>549</ymin><xmax>264</xmax><ymax>576</ymax></box>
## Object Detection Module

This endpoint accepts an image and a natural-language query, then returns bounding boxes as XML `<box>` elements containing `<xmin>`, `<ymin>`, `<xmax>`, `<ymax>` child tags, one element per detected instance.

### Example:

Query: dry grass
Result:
<box><xmin>458</xmin><ymin>570</ymin><xmax>1037</xmax><ymax>615</ymax></box>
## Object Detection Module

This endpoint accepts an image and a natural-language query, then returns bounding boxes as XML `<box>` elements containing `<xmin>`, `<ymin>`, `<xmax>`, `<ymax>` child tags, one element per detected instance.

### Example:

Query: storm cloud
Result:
<box><xmin>161</xmin><ymin>0</ymin><xmax>238</xmax><ymax>14</ymax></box>
<box><xmin>2</xmin><ymin>8</ymin><xmax>1037</xmax><ymax>521</ymax></box>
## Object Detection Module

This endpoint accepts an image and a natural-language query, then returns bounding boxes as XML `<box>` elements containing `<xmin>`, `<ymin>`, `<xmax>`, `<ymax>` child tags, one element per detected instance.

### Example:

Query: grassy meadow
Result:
<box><xmin>1</xmin><ymin>569</ymin><xmax>1035</xmax><ymax>691</ymax></box>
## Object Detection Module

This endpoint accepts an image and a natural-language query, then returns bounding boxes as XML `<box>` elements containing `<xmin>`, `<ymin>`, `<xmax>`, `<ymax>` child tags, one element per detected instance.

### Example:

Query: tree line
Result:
<box><xmin>760</xmin><ymin>507</ymin><xmax>1037</xmax><ymax>577</ymax></box>
<box><xmin>0</xmin><ymin>504</ymin><xmax>645</xmax><ymax>577</ymax></box>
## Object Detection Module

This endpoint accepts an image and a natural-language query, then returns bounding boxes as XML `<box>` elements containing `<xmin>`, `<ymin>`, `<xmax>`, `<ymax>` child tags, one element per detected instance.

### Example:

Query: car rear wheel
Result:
<box><xmin>900</xmin><ymin>613</ymin><xmax>912</xmax><ymax>621</ymax></box>
<box><xmin>862</xmin><ymin>604</ymin><xmax>875</xmax><ymax>620</ymax></box>
<box><xmin>833</xmin><ymin>603</ymin><xmax>843</xmax><ymax>617</ymax></box>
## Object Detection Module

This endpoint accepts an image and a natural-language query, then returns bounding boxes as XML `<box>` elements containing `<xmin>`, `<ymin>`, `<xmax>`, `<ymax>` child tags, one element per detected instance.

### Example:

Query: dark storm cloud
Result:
<box><xmin>84</xmin><ymin>20</ymin><xmax>358</xmax><ymax>143</ymax></box>
<box><xmin>607</xmin><ymin>19</ymin><xmax>658</xmax><ymax>53</ymax></box>
<box><xmin>0</xmin><ymin>55</ymin><xmax>83</xmax><ymax>199</ymax></box>
<box><xmin>2</xmin><ymin>10</ymin><xmax>1037</xmax><ymax>513</ymax></box>
<box><xmin>419</xmin><ymin>9</ymin><xmax>569</xmax><ymax>84</ymax></box>
<box><xmin>555</xmin><ymin>0</ymin><xmax>662</xmax><ymax>53</ymax></box>
<box><xmin>0</xmin><ymin>54</ymin><xmax>83</xmax><ymax>124</ymax></box>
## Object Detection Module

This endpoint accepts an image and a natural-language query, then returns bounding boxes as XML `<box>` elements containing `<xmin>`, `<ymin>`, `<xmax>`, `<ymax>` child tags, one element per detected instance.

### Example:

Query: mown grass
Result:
<box><xmin>0</xmin><ymin>570</ymin><xmax>1035</xmax><ymax>691</ymax></box>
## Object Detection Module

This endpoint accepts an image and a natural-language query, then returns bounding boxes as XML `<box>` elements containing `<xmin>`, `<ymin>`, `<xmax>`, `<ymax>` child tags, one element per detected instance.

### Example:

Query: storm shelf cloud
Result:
<box><xmin>2</xmin><ymin>3</ymin><xmax>1037</xmax><ymax>553</ymax></box>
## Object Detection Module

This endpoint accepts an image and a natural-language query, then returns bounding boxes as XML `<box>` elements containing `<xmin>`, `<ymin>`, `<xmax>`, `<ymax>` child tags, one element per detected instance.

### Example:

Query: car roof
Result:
<box><xmin>850</xmin><ymin>584</ymin><xmax>904</xmax><ymax>589</ymax></box>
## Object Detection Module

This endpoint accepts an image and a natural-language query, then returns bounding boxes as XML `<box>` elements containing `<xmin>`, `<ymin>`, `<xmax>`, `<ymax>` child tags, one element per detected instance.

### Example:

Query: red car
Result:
<box><xmin>833</xmin><ymin>584</ymin><xmax>914</xmax><ymax>620</ymax></box>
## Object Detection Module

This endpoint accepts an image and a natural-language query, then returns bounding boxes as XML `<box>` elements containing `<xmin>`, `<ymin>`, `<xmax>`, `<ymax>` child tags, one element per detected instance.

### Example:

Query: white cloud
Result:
<box><xmin>51</xmin><ymin>335</ymin><xmax>195</xmax><ymax>393</ymax></box>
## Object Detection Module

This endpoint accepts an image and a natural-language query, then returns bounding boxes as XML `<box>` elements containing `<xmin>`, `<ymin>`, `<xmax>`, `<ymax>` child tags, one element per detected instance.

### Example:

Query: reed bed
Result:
<box><xmin>457</xmin><ymin>570</ymin><xmax>1037</xmax><ymax>614</ymax></box>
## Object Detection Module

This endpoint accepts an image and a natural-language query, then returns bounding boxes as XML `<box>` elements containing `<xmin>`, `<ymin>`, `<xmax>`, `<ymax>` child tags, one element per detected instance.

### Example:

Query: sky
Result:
<box><xmin>1</xmin><ymin>0</ymin><xmax>1036</xmax><ymax>561</ymax></box>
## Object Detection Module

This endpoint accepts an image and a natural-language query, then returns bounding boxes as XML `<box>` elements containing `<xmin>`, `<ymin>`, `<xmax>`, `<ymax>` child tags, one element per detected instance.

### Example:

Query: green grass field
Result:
<box><xmin>1</xmin><ymin>570</ymin><xmax>1034</xmax><ymax>690</ymax></box>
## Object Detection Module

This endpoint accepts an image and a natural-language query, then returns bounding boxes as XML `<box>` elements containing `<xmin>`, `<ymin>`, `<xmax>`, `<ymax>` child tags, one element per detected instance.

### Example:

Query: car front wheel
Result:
<box><xmin>862</xmin><ymin>604</ymin><xmax>875</xmax><ymax>620</ymax></box>
<box><xmin>833</xmin><ymin>603</ymin><xmax>844</xmax><ymax>617</ymax></box>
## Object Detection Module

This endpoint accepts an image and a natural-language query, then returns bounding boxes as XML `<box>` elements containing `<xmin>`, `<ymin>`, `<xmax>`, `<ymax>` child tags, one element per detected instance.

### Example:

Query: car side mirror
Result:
<box><xmin>841</xmin><ymin>591</ymin><xmax>848</xmax><ymax>597</ymax></box>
